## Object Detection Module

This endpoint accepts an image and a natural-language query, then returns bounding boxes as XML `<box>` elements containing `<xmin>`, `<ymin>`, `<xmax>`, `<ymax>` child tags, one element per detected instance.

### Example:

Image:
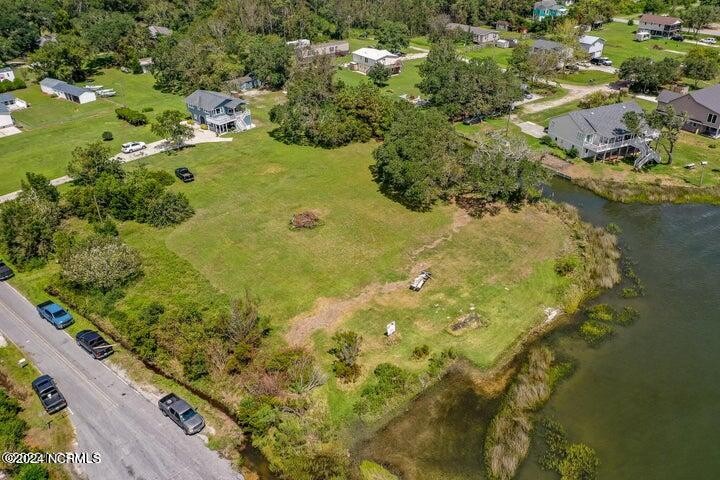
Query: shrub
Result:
<box><xmin>411</xmin><ymin>344</ymin><xmax>430</xmax><ymax>359</ymax></box>
<box><xmin>539</xmin><ymin>135</ymin><xmax>557</xmax><ymax>148</ymax></box>
<box><xmin>141</xmin><ymin>106</ymin><xmax>154</xmax><ymax>112</ymax></box>
<box><xmin>115</xmin><ymin>107</ymin><xmax>148</xmax><ymax>126</ymax></box>
<box><xmin>200</xmin><ymin>124</ymin><xmax>208</xmax><ymax>130</ymax></box>
<box><xmin>627</xmin><ymin>19</ymin><xmax>634</xmax><ymax>26</ymax></box>
<box><xmin>92</xmin><ymin>218</ymin><xmax>119</xmax><ymax>236</ymax></box>
<box><xmin>15</xmin><ymin>464</ymin><xmax>50</xmax><ymax>480</ymax></box>
<box><xmin>329</xmin><ymin>331</ymin><xmax>362</xmax><ymax>381</ymax></box>
<box><xmin>290</xmin><ymin>211</ymin><xmax>321</xmax><ymax>229</ymax></box>
<box><xmin>0</xmin><ymin>78</ymin><xmax>26</xmax><ymax>94</ymax></box>
<box><xmin>554</xmin><ymin>255</ymin><xmax>580</xmax><ymax>276</ymax></box>
<box><xmin>354</xmin><ymin>363</ymin><xmax>415</xmax><ymax>415</ymax></box>
<box><xmin>566</xmin><ymin>146</ymin><xmax>578</xmax><ymax>159</ymax></box>
<box><xmin>579</xmin><ymin>320</ymin><xmax>613</xmax><ymax>345</ymax></box>
<box><xmin>59</xmin><ymin>235</ymin><xmax>142</xmax><ymax>291</ymax></box>
<box><xmin>101</xmin><ymin>131</ymin><xmax>113</xmax><ymax>141</ymax></box>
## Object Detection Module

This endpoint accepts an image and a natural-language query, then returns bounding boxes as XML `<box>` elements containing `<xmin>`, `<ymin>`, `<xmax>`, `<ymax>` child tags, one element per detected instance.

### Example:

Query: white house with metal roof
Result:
<box><xmin>185</xmin><ymin>89</ymin><xmax>254</xmax><ymax>134</ymax></box>
<box><xmin>547</xmin><ymin>101</ymin><xmax>660</xmax><ymax>168</ymax></box>
<box><xmin>0</xmin><ymin>67</ymin><xmax>15</xmax><ymax>82</ymax></box>
<box><xmin>351</xmin><ymin>48</ymin><xmax>401</xmax><ymax>74</ymax></box>
<box><xmin>39</xmin><ymin>78</ymin><xmax>96</xmax><ymax>104</ymax></box>
<box><xmin>0</xmin><ymin>104</ymin><xmax>14</xmax><ymax>129</ymax></box>
<box><xmin>0</xmin><ymin>93</ymin><xmax>27</xmax><ymax>111</ymax></box>
<box><xmin>578</xmin><ymin>35</ymin><xmax>605</xmax><ymax>59</ymax></box>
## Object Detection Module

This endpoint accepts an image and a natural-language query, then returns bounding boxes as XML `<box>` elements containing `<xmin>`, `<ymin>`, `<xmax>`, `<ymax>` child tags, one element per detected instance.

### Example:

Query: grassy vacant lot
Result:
<box><xmin>0</xmin><ymin>341</ymin><xmax>73</xmax><ymax>479</ymax></box>
<box><xmin>319</xmin><ymin>205</ymin><xmax>575</xmax><ymax>426</ymax></box>
<box><xmin>0</xmin><ymin>69</ymin><xmax>185</xmax><ymax>194</ymax></box>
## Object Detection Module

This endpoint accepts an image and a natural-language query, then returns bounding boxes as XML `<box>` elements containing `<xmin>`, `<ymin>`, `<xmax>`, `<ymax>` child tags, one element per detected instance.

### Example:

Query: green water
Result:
<box><xmin>363</xmin><ymin>179</ymin><xmax>720</xmax><ymax>479</ymax></box>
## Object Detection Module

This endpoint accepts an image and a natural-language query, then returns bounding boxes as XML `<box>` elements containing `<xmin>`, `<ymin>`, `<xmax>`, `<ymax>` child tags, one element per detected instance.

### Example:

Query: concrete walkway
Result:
<box><xmin>0</xmin><ymin>125</ymin><xmax>234</xmax><ymax>203</ymax></box>
<box><xmin>512</xmin><ymin>116</ymin><xmax>545</xmax><ymax>138</ymax></box>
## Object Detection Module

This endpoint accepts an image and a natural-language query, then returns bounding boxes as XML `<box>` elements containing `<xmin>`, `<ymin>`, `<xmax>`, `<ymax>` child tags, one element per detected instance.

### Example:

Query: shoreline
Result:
<box><xmin>541</xmin><ymin>154</ymin><xmax>720</xmax><ymax>205</ymax></box>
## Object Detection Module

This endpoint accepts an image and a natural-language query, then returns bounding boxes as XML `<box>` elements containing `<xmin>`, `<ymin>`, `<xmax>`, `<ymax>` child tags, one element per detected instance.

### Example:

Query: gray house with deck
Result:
<box><xmin>547</xmin><ymin>101</ymin><xmax>660</xmax><ymax>168</ymax></box>
<box><xmin>185</xmin><ymin>90</ymin><xmax>254</xmax><ymax>134</ymax></box>
<box><xmin>657</xmin><ymin>84</ymin><xmax>720</xmax><ymax>138</ymax></box>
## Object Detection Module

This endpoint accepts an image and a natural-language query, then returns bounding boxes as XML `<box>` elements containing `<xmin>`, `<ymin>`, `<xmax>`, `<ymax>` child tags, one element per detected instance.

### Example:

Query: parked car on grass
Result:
<box><xmin>32</xmin><ymin>375</ymin><xmax>67</xmax><ymax>414</ymax></box>
<box><xmin>76</xmin><ymin>330</ymin><xmax>114</xmax><ymax>360</ymax></box>
<box><xmin>0</xmin><ymin>260</ymin><xmax>13</xmax><ymax>281</ymax></box>
<box><xmin>591</xmin><ymin>57</ymin><xmax>613</xmax><ymax>66</ymax></box>
<box><xmin>158</xmin><ymin>393</ymin><xmax>205</xmax><ymax>435</ymax></box>
<box><xmin>121</xmin><ymin>141</ymin><xmax>146</xmax><ymax>154</ymax></box>
<box><xmin>670</xmin><ymin>34</ymin><xmax>684</xmax><ymax>41</ymax></box>
<box><xmin>175</xmin><ymin>167</ymin><xmax>195</xmax><ymax>183</ymax></box>
<box><xmin>462</xmin><ymin>115</ymin><xmax>484</xmax><ymax>125</ymax></box>
<box><xmin>701</xmin><ymin>37</ymin><xmax>717</xmax><ymax>44</ymax></box>
<box><xmin>37</xmin><ymin>301</ymin><xmax>74</xmax><ymax>329</ymax></box>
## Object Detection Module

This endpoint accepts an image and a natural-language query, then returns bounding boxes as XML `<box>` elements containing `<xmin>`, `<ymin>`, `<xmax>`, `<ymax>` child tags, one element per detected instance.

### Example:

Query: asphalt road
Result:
<box><xmin>0</xmin><ymin>282</ymin><xmax>243</xmax><ymax>480</ymax></box>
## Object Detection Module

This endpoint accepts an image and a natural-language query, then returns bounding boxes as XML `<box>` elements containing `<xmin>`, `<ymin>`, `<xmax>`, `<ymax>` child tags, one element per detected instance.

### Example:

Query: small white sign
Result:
<box><xmin>386</xmin><ymin>321</ymin><xmax>396</xmax><ymax>336</ymax></box>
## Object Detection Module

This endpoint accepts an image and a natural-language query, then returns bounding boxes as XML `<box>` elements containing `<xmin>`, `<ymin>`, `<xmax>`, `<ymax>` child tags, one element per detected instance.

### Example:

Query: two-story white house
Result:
<box><xmin>547</xmin><ymin>101</ymin><xmax>660</xmax><ymax>168</ymax></box>
<box><xmin>185</xmin><ymin>90</ymin><xmax>254</xmax><ymax>134</ymax></box>
<box><xmin>638</xmin><ymin>14</ymin><xmax>682</xmax><ymax>38</ymax></box>
<box><xmin>0</xmin><ymin>67</ymin><xmax>15</xmax><ymax>82</ymax></box>
<box><xmin>579</xmin><ymin>35</ymin><xmax>605</xmax><ymax>59</ymax></box>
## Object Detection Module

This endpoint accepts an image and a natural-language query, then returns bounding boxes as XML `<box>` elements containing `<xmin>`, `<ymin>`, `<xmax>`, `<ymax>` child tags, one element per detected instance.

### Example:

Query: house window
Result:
<box><xmin>708</xmin><ymin>114</ymin><xmax>718</xmax><ymax>124</ymax></box>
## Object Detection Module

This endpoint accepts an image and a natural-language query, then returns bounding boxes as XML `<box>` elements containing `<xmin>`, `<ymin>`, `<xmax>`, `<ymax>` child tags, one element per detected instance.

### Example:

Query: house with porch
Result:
<box><xmin>0</xmin><ymin>67</ymin><xmax>15</xmax><ymax>82</ymax></box>
<box><xmin>531</xmin><ymin>39</ymin><xmax>574</xmax><ymax>67</ymax></box>
<box><xmin>638</xmin><ymin>14</ymin><xmax>682</xmax><ymax>38</ymax></box>
<box><xmin>0</xmin><ymin>93</ymin><xmax>27</xmax><ymax>111</ymax></box>
<box><xmin>547</xmin><ymin>101</ymin><xmax>660</xmax><ymax>168</ymax></box>
<box><xmin>350</xmin><ymin>48</ymin><xmax>402</xmax><ymax>74</ymax></box>
<box><xmin>0</xmin><ymin>104</ymin><xmax>14</xmax><ymax>129</ymax></box>
<box><xmin>445</xmin><ymin>23</ymin><xmax>500</xmax><ymax>45</ymax></box>
<box><xmin>579</xmin><ymin>35</ymin><xmax>604</xmax><ymax>59</ymax></box>
<box><xmin>298</xmin><ymin>40</ymin><xmax>351</xmax><ymax>58</ymax></box>
<box><xmin>657</xmin><ymin>84</ymin><xmax>720</xmax><ymax>138</ymax></box>
<box><xmin>39</xmin><ymin>78</ymin><xmax>96</xmax><ymax>104</ymax></box>
<box><xmin>533</xmin><ymin>0</ymin><xmax>569</xmax><ymax>21</ymax></box>
<box><xmin>185</xmin><ymin>89</ymin><xmax>254</xmax><ymax>134</ymax></box>
<box><xmin>226</xmin><ymin>75</ymin><xmax>262</xmax><ymax>93</ymax></box>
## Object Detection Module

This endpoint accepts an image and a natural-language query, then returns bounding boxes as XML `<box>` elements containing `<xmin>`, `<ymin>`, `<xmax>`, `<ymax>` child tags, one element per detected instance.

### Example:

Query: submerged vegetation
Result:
<box><xmin>538</xmin><ymin>419</ymin><xmax>600</xmax><ymax>480</ymax></box>
<box><xmin>579</xmin><ymin>304</ymin><xmax>639</xmax><ymax>345</ymax></box>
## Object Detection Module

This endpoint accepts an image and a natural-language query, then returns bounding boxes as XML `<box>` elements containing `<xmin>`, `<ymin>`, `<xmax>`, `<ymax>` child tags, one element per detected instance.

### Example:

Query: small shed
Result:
<box><xmin>635</xmin><ymin>31</ymin><xmax>651</xmax><ymax>42</ymax></box>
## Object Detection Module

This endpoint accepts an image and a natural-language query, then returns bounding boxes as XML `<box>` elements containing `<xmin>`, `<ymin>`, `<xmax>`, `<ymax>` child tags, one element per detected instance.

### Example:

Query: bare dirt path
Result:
<box><xmin>285</xmin><ymin>208</ymin><xmax>472</xmax><ymax>346</ymax></box>
<box><xmin>521</xmin><ymin>82</ymin><xmax>612</xmax><ymax>114</ymax></box>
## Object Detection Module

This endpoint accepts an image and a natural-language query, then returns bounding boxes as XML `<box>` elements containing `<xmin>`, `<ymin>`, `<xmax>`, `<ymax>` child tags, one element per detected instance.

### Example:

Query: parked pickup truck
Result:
<box><xmin>32</xmin><ymin>375</ymin><xmax>67</xmax><ymax>414</ymax></box>
<box><xmin>37</xmin><ymin>301</ymin><xmax>74</xmax><ymax>329</ymax></box>
<box><xmin>158</xmin><ymin>393</ymin><xmax>205</xmax><ymax>435</ymax></box>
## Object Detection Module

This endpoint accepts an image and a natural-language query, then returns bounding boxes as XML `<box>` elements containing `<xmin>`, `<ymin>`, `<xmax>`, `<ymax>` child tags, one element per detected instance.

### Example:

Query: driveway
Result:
<box><xmin>0</xmin><ymin>282</ymin><xmax>243</xmax><ymax>480</ymax></box>
<box><xmin>522</xmin><ymin>82</ymin><xmax>612</xmax><ymax>114</ymax></box>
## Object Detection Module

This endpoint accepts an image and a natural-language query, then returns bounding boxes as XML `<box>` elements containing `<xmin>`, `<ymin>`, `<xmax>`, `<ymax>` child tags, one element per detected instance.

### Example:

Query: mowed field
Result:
<box><xmin>0</xmin><ymin>69</ymin><xmax>185</xmax><ymax>194</ymax></box>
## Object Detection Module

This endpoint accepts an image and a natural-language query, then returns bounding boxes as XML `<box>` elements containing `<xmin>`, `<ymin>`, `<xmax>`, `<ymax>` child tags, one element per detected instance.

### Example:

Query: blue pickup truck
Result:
<box><xmin>37</xmin><ymin>301</ymin><xmax>74</xmax><ymax>329</ymax></box>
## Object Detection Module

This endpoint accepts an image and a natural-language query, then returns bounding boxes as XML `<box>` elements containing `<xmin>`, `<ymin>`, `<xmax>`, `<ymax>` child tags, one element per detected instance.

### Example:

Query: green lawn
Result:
<box><xmin>458</xmin><ymin>44</ymin><xmax>514</xmax><ymax>66</ymax></box>
<box><xmin>597</xmin><ymin>22</ymin><xmax>707</xmax><ymax>65</ymax></box>
<box><xmin>555</xmin><ymin>70</ymin><xmax>617</xmax><ymax>85</ymax></box>
<box><xmin>0</xmin><ymin>69</ymin><xmax>185</xmax><ymax>194</ymax></box>
<box><xmin>335</xmin><ymin>58</ymin><xmax>424</xmax><ymax>97</ymax></box>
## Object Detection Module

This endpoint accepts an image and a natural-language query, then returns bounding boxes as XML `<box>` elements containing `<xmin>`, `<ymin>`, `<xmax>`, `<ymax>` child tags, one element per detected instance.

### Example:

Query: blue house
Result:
<box><xmin>185</xmin><ymin>90</ymin><xmax>254</xmax><ymax>134</ymax></box>
<box><xmin>533</xmin><ymin>0</ymin><xmax>569</xmax><ymax>20</ymax></box>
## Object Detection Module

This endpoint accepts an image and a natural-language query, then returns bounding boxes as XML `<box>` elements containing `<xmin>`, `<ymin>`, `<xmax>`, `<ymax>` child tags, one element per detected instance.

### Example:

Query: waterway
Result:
<box><xmin>363</xmin><ymin>178</ymin><xmax>720</xmax><ymax>479</ymax></box>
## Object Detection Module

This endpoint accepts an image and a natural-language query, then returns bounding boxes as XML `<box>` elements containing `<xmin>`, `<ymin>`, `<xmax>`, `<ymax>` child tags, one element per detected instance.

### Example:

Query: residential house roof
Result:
<box><xmin>313</xmin><ymin>40</ymin><xmax>349</xmax><ymax>48</ymax></box>
<box><xmin>579</xmin><ymin>35</ymin><xmax>603</xmax><ymax>46</ymax></box>
<box><xmin>657</xmin><ymin>90</ymin><xmax>683</xmax><ymax>103</ymax></box>
<box><xmin>0</xmin><ymin>104</ymin><xmax>9</xmax><ymax>115</ymax></box>
<box><xmin>139</xmin><ymin>57</ymin><xmax>154</xmax><ymax>66</ymax></box>
<box><xmin>446</xmin><ymin>23</ymin><xmax>497</xmax><ymax>36</ymax></box>
<box><xmin>0</xmin><ymin>93</ymin><xmax>16</xmax><ymax>103</ymax></box>
<box><xmin>557</xmin><ymin>101</ymin><xmax>644</xmax><ymax>138</ymax></box>
<box><xmin>353</xmin><ymin>48</ymin><xmax>398</xmax><ymax>61</ymax></box>
<box><xmin>0</xmin><ymin>67</ymin><xmax>12</xmax><ymax>73</ymax></box>
<box><xmin>185</xmin><ymin>89</ymin><xmax>246</xmax><ymax>111</ymax></box>
<box><xmin>534</xmin><ymin>0</ymin><xmax>557</xmax><ymax>8</ymax></box>
<box><xmin>658</xmin><ymin>84</ymin><xmax>720</xmax><ymax>112</ymax></box>
<box><xmin>532</xmin><ymin>39</ymin><xmax>569</xmax><ymax>52</ymax></box>
<box><xmin>639</xmin><ymin>14</ymin><xmax>682</xmax><ymax>25</ymax></box>
<box><xmin>40</xmin><ymin>77</ymin><xmax>92</xmax><ymax>96</ymax></box>
<box><xmin>149</xmin><ymin>25</ymin><xmax>172</xmax><ymax>37</ymax></box>
<box><xmin>40</xmin><ymin>77</ymin><xmax>63</xmax><ymax>88</ymax></box>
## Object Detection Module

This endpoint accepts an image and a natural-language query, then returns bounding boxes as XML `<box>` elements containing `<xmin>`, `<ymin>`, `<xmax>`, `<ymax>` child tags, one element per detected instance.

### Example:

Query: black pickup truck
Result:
<box><xmin>158</xmin><ymin>393</ymin><xmax>205</xmax><ymax>435</ymax></box>
<box><xmin>32</xmin><ymin>375</ymin><xmax>67</xmax><ymax>414</ymax></box>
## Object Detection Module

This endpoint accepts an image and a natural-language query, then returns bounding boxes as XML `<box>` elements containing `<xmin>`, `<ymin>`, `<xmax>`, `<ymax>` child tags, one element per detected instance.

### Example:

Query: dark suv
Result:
<box><xmin>175</xmin><ymin>167</ymin><xmax>195</xmax><ymax>183</ymax></box>
<box><xmin>0</xmin><ymin>260</ymin><xmax>13</xmax><ymax>281</ymax></box>
<box><xmin>32</xmin><ymin>375</ymin><xmax>67</xmax><ymax>414</ymax></box>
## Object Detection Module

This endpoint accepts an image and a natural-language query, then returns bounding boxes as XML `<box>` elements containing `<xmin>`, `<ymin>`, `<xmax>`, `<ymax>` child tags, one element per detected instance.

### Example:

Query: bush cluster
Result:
<box><xmin>0</xmin><ymin>389</ymin><xmax>51</xmax><ymax>479</ymax></box>
<box><xmin>115</xmin><ymin>107</ymin><xmax>147</xmax><ymax>126</ymax></box>
<box><xmin>0</xmin><ymin>78</ymin><xmax>26</xmax><ymax>93</ymax></box>
<box><xmin>353</xmin><ymin>363</ymin><xmax>415</xmax><ymax>415</ymax></box>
